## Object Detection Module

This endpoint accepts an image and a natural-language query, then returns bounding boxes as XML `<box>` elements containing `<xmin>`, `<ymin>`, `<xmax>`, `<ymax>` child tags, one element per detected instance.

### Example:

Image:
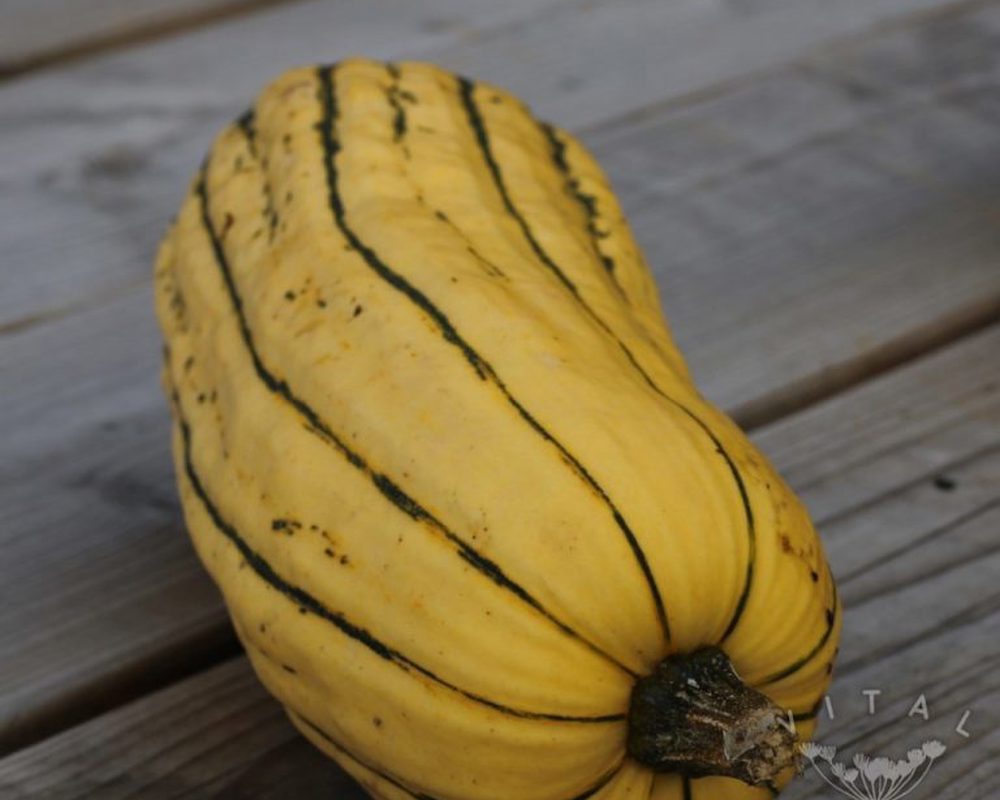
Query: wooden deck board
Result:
<box><xmin>3</xmin><ymin>322</ymin><xmax>997</xmax><ymax>798</ymax></box>
<box><xmin>4</xmin><ymin>0</ymin><xmax>1000</xmax><ymax>753</ymax></box>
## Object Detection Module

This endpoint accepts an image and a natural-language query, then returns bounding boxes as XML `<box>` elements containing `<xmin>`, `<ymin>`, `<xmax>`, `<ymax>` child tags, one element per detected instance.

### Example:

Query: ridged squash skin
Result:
<box><xmin>155</xmin><ymin>59</ymin><xmax>840</xmax><ymax>800</ymax></box>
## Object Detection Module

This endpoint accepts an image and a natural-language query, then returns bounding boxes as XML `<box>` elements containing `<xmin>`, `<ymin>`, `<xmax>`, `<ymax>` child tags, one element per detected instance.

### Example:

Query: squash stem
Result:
<box><xmin>627</xmin><ymin>647</ymin><xmax>799</xmax><ymax>785</ymax></box>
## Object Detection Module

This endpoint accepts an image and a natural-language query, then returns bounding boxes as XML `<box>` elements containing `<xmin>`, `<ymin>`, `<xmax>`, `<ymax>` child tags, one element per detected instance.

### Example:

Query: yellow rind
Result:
<box><xmin>154</xmin><ymin>57</ymin><xmax>839</xmax><ymax>800</ymax></box>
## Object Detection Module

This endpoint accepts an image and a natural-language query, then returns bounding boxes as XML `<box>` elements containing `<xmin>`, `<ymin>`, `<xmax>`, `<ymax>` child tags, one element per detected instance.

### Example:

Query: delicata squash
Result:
<box><xmin>155</xmin><ymin>59</ymin><xmax>840</xmax><ymax>800</ymax></box>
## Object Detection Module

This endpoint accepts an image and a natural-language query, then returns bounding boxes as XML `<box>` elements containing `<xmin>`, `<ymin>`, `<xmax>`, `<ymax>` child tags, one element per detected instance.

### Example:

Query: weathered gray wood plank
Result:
<box><xmin>3</xmin><ymin>322</ymin><xmax>997</xmax><ymax>799</ymax></box>
<box><xmin>0</xmin><ymin>0</ymin><xmax>971</xmax><ymax>329</ymax></box>
<box><xmin>0</xmin><ymin>0</ymin><xmax>294</xmax><ymax>75</ymax></box>
<box><xmin>4</xmin><ymin>1</ymin><xmax>1000</xmax><ymax>752</ymax></box>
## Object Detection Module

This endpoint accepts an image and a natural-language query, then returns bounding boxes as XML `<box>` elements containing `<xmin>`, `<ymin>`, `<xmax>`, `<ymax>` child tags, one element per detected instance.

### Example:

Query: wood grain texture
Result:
<box><xmin>0</xmin><ymin>0</ymin><xmax>971</xmax><ymax>330</ymax></box>
<box><xmin>4</xmin><ymin>0</ymin><xmax>1000</xmax><ymax>753</ymax></box>
<box><xmin>4</xmin><ymin>322</ymin><xmax>998</xmax><ymax>798</ymax></box>
<box><xmin>0</xmin><ymin>0</ymin><xmax>297</xmax><ymax>76</ymax></box>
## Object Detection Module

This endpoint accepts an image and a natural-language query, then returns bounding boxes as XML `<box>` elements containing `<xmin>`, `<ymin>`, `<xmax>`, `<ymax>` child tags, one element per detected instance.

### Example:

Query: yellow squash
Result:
<box><xmin>155</xmin><ymin>59</ymin><xmax>840</xmax><ymax>800</ymax></box>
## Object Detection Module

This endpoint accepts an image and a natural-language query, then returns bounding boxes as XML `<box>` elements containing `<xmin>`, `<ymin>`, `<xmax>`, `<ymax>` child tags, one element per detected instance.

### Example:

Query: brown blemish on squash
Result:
<box><xmin>272</xmin><ymin>518</ymin><xmax>302</xmax><ymax>535</ymax></box>
<box><xmin>167</xmin><ymin>286</ymin><xmax>187</xmax><ymax>321</ymax></box>
<box><xmin>280</xmin><ymin>79</ymin><xmax>313</xmax><ymax>99</ymax></box>
<box><xmin>294</xmin><ymin>318</ymin><xmax>325</xmax><ymax>338</ymax></box>
<box><xmin>778</xmin><ymin>529</ymin><xmax>822</xmax><ymax>582</ymax></box>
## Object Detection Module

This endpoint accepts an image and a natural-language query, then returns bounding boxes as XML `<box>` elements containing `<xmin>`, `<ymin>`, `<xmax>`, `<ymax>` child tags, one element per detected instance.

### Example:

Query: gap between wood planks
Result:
<box><xmin>0</xmin><ymin>0</ymin><xmax>302</xmax><ymax>80</ymax></box>
<box><xmin>1</xmin><ymin>618</ymin><xmax>240</xmax><ymax>761</ymax></box>
<box><xmin>732</xmin><ymin>292</ymin><xmax>1000</xmax><ymax>430</ymax></box>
